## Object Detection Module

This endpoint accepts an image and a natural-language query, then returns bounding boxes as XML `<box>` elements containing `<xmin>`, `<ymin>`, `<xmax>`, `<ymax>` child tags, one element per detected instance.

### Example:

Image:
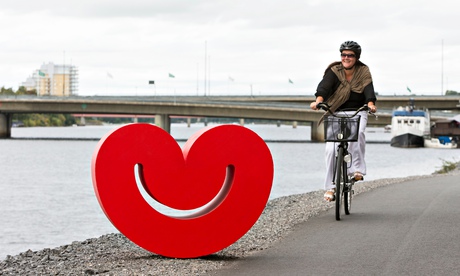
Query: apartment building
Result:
<box><xmin>22</xmin><ymin>63</ymin><xmax>79</xmax><ymax>96</ymax></box>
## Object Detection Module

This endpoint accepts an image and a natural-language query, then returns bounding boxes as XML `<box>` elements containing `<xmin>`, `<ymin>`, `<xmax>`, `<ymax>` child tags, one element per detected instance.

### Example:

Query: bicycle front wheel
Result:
<box><xmin>335</xmin><ymin>147</ymin><xmax>344</xmax><ymax>221</ymax></box>
<box><xmin>344</xmin><ymin>175</ymin><xmax>352</xmax><ymax>215</ymax></box>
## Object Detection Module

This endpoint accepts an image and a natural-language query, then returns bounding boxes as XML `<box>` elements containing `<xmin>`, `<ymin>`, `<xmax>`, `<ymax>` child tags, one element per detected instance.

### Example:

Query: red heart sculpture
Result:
<box><xmin>92</xmin><ymin>124</ymin><xmax>273</xmax><ymax>258</ymax></box>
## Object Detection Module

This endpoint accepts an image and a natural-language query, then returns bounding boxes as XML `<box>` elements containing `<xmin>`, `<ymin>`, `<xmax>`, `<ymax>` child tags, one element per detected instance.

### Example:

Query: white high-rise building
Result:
<box><xmin>22</xmin><ymin>63</ymin><xmax>79</xmax><ymax>96</ymax></box>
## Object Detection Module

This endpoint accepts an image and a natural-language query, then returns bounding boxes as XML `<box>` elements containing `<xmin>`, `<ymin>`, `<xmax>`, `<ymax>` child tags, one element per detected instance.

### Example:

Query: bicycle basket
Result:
<box><xmin>323</xmin><ymin>115</ymin><xmax>361</xmax><ymax>142</ymax></box>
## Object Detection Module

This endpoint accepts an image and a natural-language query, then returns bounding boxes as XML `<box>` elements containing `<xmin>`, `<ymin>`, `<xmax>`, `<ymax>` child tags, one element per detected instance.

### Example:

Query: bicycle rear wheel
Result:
<box><xmin>335</xmin><ymin>147</ymin><xmax>344</xmax><ymax>221</ymax></box>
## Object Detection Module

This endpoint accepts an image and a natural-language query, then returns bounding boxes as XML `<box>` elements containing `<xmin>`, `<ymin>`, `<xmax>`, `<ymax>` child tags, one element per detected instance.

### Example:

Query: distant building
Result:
<box><xmin>22</xmin><ymin>63</ymin><xmax>79</xmax><ymax>96</ymax></box>
<box><xmin>431</xmin><ymin>115</ymin><xmax>460</xmax><ymax>143</ymax></box>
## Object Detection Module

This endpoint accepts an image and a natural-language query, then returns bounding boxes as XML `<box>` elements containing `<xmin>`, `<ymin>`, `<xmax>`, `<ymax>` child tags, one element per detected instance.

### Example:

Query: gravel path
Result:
<box><xmin>1</xmin><ymin>169</ymin><xmax>459</xmax><ymax>275</ymax></box>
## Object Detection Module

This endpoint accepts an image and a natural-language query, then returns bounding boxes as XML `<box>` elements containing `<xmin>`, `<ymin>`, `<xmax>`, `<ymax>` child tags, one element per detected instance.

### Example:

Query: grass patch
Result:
<box><xmin>435</xmin><ymin>158</ymin><xmax>459</xmax><ymax>174</ymax></box>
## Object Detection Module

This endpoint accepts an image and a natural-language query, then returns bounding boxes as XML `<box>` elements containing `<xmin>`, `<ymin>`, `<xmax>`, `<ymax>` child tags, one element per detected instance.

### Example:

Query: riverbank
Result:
<box><xmin>1</xmin><ymin>168</ymin><xmax>459</xmax><ymax>275</ymax></box>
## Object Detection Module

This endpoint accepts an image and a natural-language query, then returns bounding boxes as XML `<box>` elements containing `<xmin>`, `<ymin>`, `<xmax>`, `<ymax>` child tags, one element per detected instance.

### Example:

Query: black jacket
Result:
<box><xmin>315</xmin><ymin>68</ymin><xmax>377</xmax><ymax>110</ymax></box>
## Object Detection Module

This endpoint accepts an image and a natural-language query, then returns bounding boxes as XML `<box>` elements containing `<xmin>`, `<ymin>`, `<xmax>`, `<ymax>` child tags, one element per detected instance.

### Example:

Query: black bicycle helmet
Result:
<box><xmin>340</xmin><ymin>41</ymin><xmax>361</xmax><ymax>59</ymax></box>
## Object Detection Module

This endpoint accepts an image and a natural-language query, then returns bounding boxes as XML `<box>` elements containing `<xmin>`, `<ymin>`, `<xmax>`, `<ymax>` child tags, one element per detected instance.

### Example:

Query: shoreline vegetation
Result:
<box><xmin>11</xmin><ymin>113</ymin><xmax>310</xmax><ymax>129</ymax></box>
<box><xmin>435</xmin><ymin>159</ymin><xmax>459</xmax><ymax>174</ymax></box>
<box><xmin>12</xmin><ymin>115</ymin><xmax>313</xmax><ymax>129</ymax></box>
<box><xmin>1</xmin><ymin>163</ymin><xmax>459</xmax><ymax>275</ymax></box>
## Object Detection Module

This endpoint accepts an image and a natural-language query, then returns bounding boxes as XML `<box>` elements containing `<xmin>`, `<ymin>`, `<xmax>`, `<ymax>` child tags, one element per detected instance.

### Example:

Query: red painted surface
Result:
<box><xmin>91</xmin><ymin>124</ymin><xmax>273</xmax><ymax>258</ymax></box>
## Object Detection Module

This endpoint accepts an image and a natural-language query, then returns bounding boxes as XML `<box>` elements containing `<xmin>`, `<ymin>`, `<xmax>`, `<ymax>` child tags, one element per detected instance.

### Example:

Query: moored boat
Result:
<box><xmin>390</xmin><ymin>100</ymin><xmax>430</xmax><ymax>148</ymax></box>
<box><xmin>424</xmin><ymin>136</ymin><xmax>458</xmax><ymax>149</ymax></box>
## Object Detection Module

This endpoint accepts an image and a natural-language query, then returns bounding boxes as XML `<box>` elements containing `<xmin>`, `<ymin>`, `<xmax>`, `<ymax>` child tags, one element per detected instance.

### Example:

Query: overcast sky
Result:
<box><xmin>1</xmin><ymin>0</ymin><xmax>459</xmax><ymax>97</ymax></box>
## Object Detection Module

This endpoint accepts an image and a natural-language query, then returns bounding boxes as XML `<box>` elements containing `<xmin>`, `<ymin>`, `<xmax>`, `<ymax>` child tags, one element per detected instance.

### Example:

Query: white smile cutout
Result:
<box><xmin>134</xmin><ymin>164</ymin><xmax>235</xmax><ymax>219</ymax></box>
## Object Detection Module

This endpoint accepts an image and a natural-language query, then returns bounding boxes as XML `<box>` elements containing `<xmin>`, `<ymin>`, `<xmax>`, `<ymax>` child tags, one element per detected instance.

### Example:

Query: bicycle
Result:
<box><xmin>317</xmin><ymin>103</ymin><xmax>374</xmax><ymax>220</ymax></box>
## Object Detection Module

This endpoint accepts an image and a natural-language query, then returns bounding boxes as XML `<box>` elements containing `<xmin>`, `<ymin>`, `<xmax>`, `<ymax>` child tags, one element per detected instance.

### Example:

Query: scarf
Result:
<box><xmin>319</xmin><ymin>63</ymin><xmax>372</xmax><ymax>123</ymax></box>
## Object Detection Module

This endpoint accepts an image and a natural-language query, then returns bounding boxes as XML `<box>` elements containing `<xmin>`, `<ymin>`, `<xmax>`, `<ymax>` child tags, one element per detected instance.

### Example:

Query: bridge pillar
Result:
<box><xmin>292</xmin><ymin>121</ymin><xmax>297</xmax><ymax>129</ymax></box>
<box><xmin>187</xmin><ymin>118</ymin><xmax>191</xmax><ymax>128</ymax></box>
<box><xmin>239</xmin><ymin>118</ymin><xmax>244</xmax><ymax>126</ymax></box>
<box><xmin>155</xmin><ymin>114</ymin><xmax>171</xmax><ymax>133</ymax></box>
<box><xmin>133</xmin><ymin>116</ymin><xmax>138</xmax><ymax>123</ymax></box>
<box><xmin>311</xmin><ymin>121</ymin><xmax>324</xmax><ymax>142</ymax></box>
<box><xmin>0</xmin><ymin>113</ymin><xmax>12</xmax><ymax>138</ymax></box>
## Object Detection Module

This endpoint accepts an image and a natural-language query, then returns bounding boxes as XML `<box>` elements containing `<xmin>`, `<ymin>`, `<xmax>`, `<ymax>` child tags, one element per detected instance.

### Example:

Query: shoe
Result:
<box><xmin>324</xmin><ymin>189</ymin><xmax>336</xmax><ymax>202</ymax></box>
<box><xmin>352</xmin><ymin>172</ymin><xmax>364</xmax><ymax>181</ymax></box>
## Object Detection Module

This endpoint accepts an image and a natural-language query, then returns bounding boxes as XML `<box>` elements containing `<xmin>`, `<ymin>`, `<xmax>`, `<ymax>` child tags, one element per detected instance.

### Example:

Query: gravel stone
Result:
<box><xmin>1</xmin><ymin>169</ymin><xmax>458</xmax><ymax>275</ymax></box>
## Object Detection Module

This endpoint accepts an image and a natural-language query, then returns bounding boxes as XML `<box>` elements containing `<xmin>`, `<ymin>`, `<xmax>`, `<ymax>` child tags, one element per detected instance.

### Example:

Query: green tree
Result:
<box><xmin>6</xmin><ymin>86</ymin><xmax>77</xmax><ymax>127</ymax></box>
<box><xmin>16</xmin><ymin>86</ymin><xmax>37</xmax><ymax>95</ymax></box>
<box><xmin>0</xmin><ymin>86</ymin><xmax>15</xmax><ymax>95</ymax></box>
<box><xmin>64</xmin><ymin>114</ymin><xmax>77</xmax><ymax>125</ymax></box>
<box><xmin>446</xmin><ymin>90</ymin><xmax>459</xmax><ymax>95</ymax></box>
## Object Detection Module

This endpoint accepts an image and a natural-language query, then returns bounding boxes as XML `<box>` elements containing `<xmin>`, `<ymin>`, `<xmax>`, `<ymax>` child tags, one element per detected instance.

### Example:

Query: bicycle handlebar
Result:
<box><xmin>316</xmin><ymin>102</ymin><xmax>376</xmax><ymax>118</ymax></box>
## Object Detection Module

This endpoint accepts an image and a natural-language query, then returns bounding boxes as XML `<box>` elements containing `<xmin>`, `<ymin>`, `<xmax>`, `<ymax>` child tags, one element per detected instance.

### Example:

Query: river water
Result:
<box><xmin>0</xmin><ymin>123</ymin><xmax>458</xmax><ymax>259</ymax></box>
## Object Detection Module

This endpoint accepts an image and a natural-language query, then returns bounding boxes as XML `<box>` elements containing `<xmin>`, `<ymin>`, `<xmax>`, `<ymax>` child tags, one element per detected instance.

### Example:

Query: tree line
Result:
<box><xmin>1</xmin><ymin>86</ymin><xmax>36</xmax><ymax>96</ymax></box>
<box><xmin>446</xmin><ymin>90</ymin><xmax>459</xmax><ymax>95</ymax></box>
<box><xmin>2</xmin><ymin>86</ymin><xmax>75</xmax><ymax>127</ymax></box>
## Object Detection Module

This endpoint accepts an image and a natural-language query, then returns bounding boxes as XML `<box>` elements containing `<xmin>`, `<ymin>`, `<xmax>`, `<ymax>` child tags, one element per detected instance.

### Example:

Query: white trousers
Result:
<box><xmin>324</xmin><ymin>111</ymin><xmax>368</xmax><ymax>190</ymax></box>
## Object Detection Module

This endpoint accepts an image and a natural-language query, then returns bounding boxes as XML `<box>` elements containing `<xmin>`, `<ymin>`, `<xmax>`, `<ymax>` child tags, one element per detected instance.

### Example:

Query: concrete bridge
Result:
<box><xmin>1</xmin><ymin>95</ymin><xmax>459</xmax><ymax>140</ymax></box>
<box><xmin>152</xmin><ymin>95</ymin><xmax>460</xmax><ymax>111</ymax></box>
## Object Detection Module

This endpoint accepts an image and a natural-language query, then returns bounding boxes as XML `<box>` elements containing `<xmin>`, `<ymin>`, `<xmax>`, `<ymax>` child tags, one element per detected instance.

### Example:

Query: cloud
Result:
<box><xmin>1</xmin><ymin>0</ymin><xmax>460</xmax><ymax>95</ymax></box>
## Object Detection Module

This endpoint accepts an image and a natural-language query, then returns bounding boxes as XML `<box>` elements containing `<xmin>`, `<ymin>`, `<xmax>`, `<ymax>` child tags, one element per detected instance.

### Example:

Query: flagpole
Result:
<box><xmin>208</xmin><ymin>55</ymin><xmax>211</xmax><ymax>96</ymax></box>
<box><xmin>196</xmin><ymin>63</ymin><xmax>199</xmax><ymax>96</ymax></box>
<box><xmin>204</xmin><ymin>41</ymin><xmax>207</xmax><ymax>96</ymax></box>
<box><xmin>63</xmin><ymin>51</ymin><xmax>65</xmax><ymax>96</ymax></box>
<box><xmin>441</xmin><ymin>39</ymin><xmax>444</xmax><ymax>95</ymax></box>
<box><xmin>36</xmin><ymin>71</ymin><xmax>40</xmax><ymax>97</ymax></box>
<box><xmin>168</xmin><ymin>73</ymin><xmax>176</xmax><ymax>101</ymax></box>
<box><xmin>288</xmin><ymin>78</ymin><xmax>290</xmax><ymax>94</ymax></box>
<box><xmin>288</xmin><ymin>79</ymin><xmax>294</xmax><ymax>94</ymax></box>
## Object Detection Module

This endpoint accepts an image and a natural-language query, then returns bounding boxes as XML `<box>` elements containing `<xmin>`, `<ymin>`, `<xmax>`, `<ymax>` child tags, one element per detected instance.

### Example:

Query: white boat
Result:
<box><xmin>390</xmin><ymin>102</ymin><xmax>430</xmax><ymax>148</ymax></box>
<box><xmin>424</xmin><ymin>136</ymin><xmax>457</xmax><ymax>149</ymax></box>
